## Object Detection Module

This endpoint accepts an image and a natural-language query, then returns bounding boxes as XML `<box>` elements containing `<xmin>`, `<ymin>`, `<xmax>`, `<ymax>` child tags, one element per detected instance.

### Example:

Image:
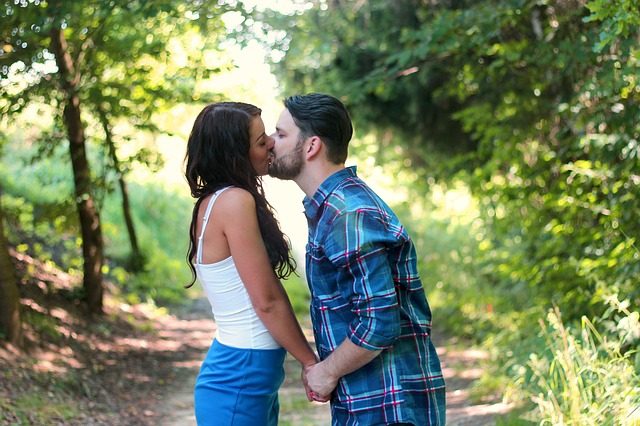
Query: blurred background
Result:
<box><xmin>1</xmin><ymin>1</ymin><xmax>639</xmax><ymax>424</ymax></box>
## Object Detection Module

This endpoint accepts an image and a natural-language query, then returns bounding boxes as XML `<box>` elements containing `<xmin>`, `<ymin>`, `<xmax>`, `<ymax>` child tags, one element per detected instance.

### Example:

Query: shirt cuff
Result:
<box><xmin>348</xmin><ymin>321</ymin><xmax>399</xmax><ymax>351</ymax></box>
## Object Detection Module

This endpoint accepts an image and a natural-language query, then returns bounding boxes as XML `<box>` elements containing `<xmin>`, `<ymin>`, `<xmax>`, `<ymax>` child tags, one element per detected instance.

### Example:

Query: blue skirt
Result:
<box><xmin>194</xmin><ymin>339</ymin><xmax>286</xmax><ymax>426</ymax></box>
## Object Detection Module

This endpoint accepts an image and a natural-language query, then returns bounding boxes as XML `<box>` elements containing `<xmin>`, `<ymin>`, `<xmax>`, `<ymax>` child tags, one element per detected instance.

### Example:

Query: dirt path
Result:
<box><xmin>438</xmin><ymin>336</ymin><xmax>514</xmax><ymax>425</ymax></box>
<box><xmin>152</xmin><ymin>297</ymin><xmax>213</xmax><ymax>426</ymax></box>
<box><xmin>152</xmin><ymin>297</ymin><xmax>512</xmax><ymax>425</ymax></box>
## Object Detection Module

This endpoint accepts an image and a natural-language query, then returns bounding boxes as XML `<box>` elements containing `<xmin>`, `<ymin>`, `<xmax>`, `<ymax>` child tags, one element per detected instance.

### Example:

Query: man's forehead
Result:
<box><xmin>276</xmin><ymin>108</ymin><xmax>295</xmax><ymax>127</ymax></box>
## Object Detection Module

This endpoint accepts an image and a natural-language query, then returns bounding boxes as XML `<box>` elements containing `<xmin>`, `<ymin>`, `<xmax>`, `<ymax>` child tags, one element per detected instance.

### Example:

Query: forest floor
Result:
<box><xmin>0</xmin><ymin>251</ymin><xmax>513</xmax><ymax>425</ymax></box>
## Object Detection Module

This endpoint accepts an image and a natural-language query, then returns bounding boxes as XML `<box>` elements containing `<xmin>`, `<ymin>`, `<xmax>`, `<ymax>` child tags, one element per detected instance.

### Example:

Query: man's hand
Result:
<box><xmin>306</xmin><ymin>361</ymin><xmax>337</xmax><ymax>401</ymax></box>
<box><xmin>302</xmin><ymin>363</ymin><xmax>330</xmax><ymax>403</ymax></box>
<box><xmin>304</xmin><ymin>338</ymin><xmax>382</xmax><ymax>403</ymax></box>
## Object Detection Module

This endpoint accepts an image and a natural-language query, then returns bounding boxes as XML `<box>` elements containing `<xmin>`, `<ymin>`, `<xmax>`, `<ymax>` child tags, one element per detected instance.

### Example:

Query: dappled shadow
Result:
<box><xmin>437</xmin><ymin>335</ymin><xmax>514</xmax><ymax>425</ymax></box>
<box><xmin>1</xmin><ymin>252</ymin><xmax>215</xmax><ymax>425</ymax></box>
<box><xmin>151</xmin><ymin>297</ymin><xmax>216</xmax><ymax>426</ymax></box>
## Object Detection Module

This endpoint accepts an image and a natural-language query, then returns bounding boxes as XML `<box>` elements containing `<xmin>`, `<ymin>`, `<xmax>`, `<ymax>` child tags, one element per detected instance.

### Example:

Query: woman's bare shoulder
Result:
<box><xmin>215</xmin><ymin>187</ymin><xmax>256</xmax><ymax>214</ymax></box>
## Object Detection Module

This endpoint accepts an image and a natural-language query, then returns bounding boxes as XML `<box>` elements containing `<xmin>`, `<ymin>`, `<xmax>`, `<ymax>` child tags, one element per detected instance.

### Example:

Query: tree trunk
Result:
<box><xmin>0</xmin><ymin>191</ymin><xmax>23</xmax><ymax>346</ymax></box>
<box><xmin>115</xmin><ymin>165</ymin><xmax>144</xmax><ymax>271</ymax></box>
<box><xmin>50</xmin><ymin>28</ymin><xmax>104</xmax><ymax>315</ymax></box>
<box><xmin>98</xmin><ymin>108</ymin><xmax>144</xmax><ymax>271</ymax></box>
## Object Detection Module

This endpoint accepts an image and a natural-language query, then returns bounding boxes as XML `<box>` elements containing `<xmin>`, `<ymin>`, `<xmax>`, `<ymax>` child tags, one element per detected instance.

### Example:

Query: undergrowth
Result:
<box><xmin>395</xmin><ymin>180</ymin><xmax>640</xmax><ymax>424</ymax></box>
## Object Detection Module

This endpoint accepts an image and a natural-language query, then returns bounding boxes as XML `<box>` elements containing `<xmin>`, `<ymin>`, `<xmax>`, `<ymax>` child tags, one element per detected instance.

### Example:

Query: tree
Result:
<box><xmin>98</xmin><ymin>105</ymin><xmax>144</xmax><ymax>271</ymax></box>
<box><xmin>249</xmin><ymin>0</ymin><xmax>476</xmax><ymax>175</ymax></box>
<box><xmin>254</xmin><ymin>0</ymin><xmax>640</xmax><ymax>316</ymax></box>
<box><xmin>48</xmin><ymin>25</ymin><xmax>105</xmax><ymax>314</ymax></box>
<box><xmin>1</xmin><ymin>0</ymin><xmax>231</xmax><ymax>315</ymax></box>
<box><xmin>0</xmin><ymin>188</ymin><xmax>22</xmax><ymax>346</ymax></box>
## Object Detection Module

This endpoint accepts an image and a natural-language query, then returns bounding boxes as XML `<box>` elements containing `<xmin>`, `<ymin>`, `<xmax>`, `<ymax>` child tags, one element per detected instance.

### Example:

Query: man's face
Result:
<box><xmin>268</xmin><ymin>108</ymin><xmax>305</xmax><ymax>180</ymax></box>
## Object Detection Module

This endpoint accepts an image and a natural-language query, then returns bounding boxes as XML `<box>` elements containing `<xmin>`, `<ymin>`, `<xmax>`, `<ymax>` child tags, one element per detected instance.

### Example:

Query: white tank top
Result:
<box><xmin>195</xmin><ymin>187</ymin><xmax>280</xmax><ymax>349</ymax></box>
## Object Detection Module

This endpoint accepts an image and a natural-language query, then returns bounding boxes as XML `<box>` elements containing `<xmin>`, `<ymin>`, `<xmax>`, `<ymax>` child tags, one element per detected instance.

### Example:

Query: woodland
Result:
<box><xmin>1</xmin><ymin>0</ymin><xmax>639</xmax><ymax>424</ymax></box>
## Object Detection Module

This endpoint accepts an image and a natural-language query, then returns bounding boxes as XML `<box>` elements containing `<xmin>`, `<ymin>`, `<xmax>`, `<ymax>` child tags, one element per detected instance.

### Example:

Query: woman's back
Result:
<box><xmin>195</xmin><ymin>187</ymin><xmax>279</xmax><ymax>349</ymax></box>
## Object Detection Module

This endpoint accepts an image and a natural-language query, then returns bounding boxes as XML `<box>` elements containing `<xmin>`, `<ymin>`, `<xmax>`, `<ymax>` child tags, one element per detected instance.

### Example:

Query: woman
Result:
<box><xmin>184</xmin><ymin>102</ymin><xmax>318</xmax><ymax>425</ymax></box>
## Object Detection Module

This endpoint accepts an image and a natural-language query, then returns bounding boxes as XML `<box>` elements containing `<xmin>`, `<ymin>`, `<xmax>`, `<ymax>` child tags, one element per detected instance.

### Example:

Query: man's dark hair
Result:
<box><xmin>284</xmin><ymin>93</ymin><xmax>353</xmax><ymax>164</ymax></box>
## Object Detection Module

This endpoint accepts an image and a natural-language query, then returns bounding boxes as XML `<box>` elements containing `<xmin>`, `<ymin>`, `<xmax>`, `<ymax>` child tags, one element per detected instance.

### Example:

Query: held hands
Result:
<box><xmin>302</xmin><ymin>364</ymin><xmax>330</xmax><ymax>402</ymax></box>
<box><xmin>302</xmin><ymin>339</ymin><xmax>379</xmax><ymax>403</ymax></box>
<box><xmin>303</xmin><ymin>361</ymin><xmax>336</xmax><ymax>403</ymax></box>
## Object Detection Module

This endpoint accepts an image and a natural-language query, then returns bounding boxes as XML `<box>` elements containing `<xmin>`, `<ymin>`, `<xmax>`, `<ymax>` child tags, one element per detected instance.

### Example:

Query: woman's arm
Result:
<box><xmin>217</xmin><ymin>188</ymin><xmax>317</xmax><ymax>368</ymax></box>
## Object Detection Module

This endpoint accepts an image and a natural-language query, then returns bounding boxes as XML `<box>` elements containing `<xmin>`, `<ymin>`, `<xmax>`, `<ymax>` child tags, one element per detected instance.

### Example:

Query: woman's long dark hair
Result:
<box><xmin>184</xmin><ymin>102</ymin><xmax>296</xmax><ymax>287</ymax></box>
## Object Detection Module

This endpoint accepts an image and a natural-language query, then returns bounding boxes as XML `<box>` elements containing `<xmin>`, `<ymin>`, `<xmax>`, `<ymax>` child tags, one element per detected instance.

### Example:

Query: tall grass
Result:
<box><xmin>527</xmin><ymin>299</ymin><xmax>640</xmax><ymax>425</ymax></box>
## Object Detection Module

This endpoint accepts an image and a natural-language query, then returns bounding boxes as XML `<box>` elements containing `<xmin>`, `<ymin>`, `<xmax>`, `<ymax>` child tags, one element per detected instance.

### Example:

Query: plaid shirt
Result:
<box><xmin>303</xmin><ymin>167</ymin><xmax>446</xmax><ymax>425</ymax></box>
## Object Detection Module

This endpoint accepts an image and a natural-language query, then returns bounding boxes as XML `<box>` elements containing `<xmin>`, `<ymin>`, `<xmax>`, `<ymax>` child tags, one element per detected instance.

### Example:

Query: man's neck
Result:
<box><xmin>295</xmin><ymin>163</ymin><xmax>345</xmax><ymax>198</ymax></box>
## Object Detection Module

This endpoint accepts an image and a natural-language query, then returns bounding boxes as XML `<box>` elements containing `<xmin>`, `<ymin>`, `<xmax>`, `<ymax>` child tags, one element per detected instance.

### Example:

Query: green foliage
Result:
<box><xmin>0</xmin><ymin>0</ymin><xmax>232</xmax><ymax>117</ymax></box>
<box><xmin>391</xmin><ymin>174</ymin><xmax>639</xmax><ymax>422</ymax></box>
<box><xmin>388</xmin><ymin>181</ymin><xmax>488</xmax><ymax>336</ymax></box>
<box><xmin>269</xmin><ymin>0</ymin><xmax>639</xmax><ymax>346</ymax></box>
<box><xmin>584</xmin><ymin>0</ymin><xmax>640</xmax><ymax>51</ymax></box>
<box><xmin>257</xmin><ymin>0</ymin><xmax>640</xmax><ymax>323</ymax></box>
<box><xmin>526</xmin><ymin>303</ymin><xmax>640</xmax><ymax>425</ymax></box>
<box><xmin>101</xmin><ymin>182</ymin><xmax>191</xmax><ymax>261</ymax></box>
<box><xmin>0</xmin><ymin>0</ymin><xmax>233</xmax><ymax>204</ymax></box>
<box><xmin>0</xmin><ymin>0</ymin><xmax>237</xmax><ymax>307</ymax></box>
<box><xmin>1</xmin><ymin>131</ymin><xmax>83</xmax><ymax>270</ymax></box>
<box><xmin>99</xmin><ymin>180</ymin><xmax>194</xmax><ymax>304</ymax></box>
<box><xmin>0</xmin><ymin>124</ymin><xmax>195</xmax><ymax>306</ymax></box>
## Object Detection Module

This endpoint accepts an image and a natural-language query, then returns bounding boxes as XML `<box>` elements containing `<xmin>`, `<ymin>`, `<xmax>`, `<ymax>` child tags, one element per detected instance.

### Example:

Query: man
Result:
<box><xmin>269</xmin><ymin>93</ymin><xmax>446</xmax><ymax>425</ymax></box>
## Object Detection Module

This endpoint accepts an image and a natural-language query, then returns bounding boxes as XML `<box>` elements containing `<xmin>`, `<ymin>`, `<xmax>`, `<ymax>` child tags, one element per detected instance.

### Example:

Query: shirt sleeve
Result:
<box><xmin>323</xmin><ymin>207</ymin><xmax>402</xmax><ymax>351</ymax></box>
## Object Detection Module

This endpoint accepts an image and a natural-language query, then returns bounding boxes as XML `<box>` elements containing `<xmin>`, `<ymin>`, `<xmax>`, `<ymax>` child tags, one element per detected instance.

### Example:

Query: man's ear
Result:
<box><xmin>305</xmin><ymin>135</ymin><xmax>323</xmax><ymax>160</ymax></box>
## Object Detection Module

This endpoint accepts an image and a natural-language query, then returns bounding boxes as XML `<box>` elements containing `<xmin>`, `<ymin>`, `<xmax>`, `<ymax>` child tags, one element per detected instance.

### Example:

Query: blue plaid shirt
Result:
<box><xmin>303</xmin><ymin>167</ymin><xmax>446</xmax><ymax>425</ymax></box>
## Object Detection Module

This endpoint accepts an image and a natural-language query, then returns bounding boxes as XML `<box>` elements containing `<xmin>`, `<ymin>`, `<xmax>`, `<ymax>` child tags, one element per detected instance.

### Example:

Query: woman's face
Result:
<box><xmin>248</xmin><ymin>115</ymin><xmax>275</xmax><ymax>176</ymax></box>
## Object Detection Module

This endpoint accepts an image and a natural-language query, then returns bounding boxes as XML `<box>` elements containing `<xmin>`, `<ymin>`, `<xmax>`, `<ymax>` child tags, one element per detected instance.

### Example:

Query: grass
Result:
<box><xmin>526</xmin><ymin>304</ymin><xmax>640</xmax><ymax>425</ymax></box>
<box><xmin>0</xmin><ymin>365</ymin><xmax>85</xmax><ymax>425</ymax></box>
<box><xmin>5</xmin><ymin>394</ymin><xmax>80</xmax><ymax>424</ymax></box>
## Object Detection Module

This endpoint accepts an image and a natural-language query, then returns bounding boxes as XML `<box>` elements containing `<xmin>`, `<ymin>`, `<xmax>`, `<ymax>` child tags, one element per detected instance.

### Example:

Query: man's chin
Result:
<box><xmin>267</xmin><ymin>166</ymin><xmax>285</xmax><ymax>180</ymax></box>
<box><xmin>268</xmin><ymin>168</ymin><xmax>295</xmax><ymax>181</ymax></box>
<box><xmin>268</xmin><ymin>172</ymin><xmax>290</xmax><ymax>181</ymax></box>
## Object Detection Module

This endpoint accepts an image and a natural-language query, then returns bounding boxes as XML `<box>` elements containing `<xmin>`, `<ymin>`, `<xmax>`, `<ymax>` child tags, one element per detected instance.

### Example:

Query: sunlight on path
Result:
<box><xmin>437</xmin><ymin>336</ymin><xmax>514</xmax><ymax>425</ymax></box>
<box><xmin>154</xmin><ymin>297</ymin><xmax>213</xmax><ymax>426</ymax></box>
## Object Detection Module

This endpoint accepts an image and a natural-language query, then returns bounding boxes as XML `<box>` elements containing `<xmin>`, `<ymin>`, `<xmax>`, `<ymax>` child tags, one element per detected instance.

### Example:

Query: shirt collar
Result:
<box><xmin>303</xmin><ymin>166</ymin><xmax>357</xmax><ymax>219</ymax></box>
